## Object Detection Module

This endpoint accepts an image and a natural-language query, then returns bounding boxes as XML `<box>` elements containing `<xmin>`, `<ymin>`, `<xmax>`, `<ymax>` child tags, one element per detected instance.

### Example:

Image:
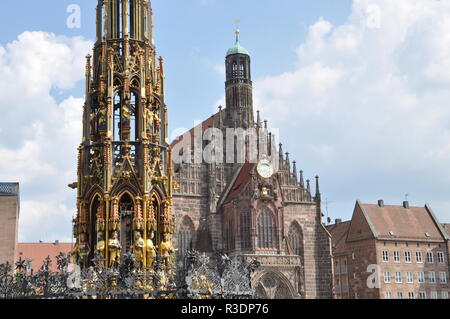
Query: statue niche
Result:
<box><xmin>119</xmin><ymin>193</ymin><xmax>135</xmax><ymax>256</ymax></box>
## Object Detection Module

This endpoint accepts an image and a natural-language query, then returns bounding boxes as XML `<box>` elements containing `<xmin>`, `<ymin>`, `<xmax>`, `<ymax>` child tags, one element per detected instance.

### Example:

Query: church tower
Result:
<box><xmin>73</xmin><ymin>0</ymin><xmax>175</xmax><ymax>270</ymax></box>
<box><xmin>224</xmin><ymin>30</ymin><xmax>254</xmax><ymax>129</ymax></box>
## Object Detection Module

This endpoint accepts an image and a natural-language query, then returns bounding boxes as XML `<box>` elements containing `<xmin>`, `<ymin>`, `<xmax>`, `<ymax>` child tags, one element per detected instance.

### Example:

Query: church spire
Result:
<box><xmin>315</xmin><ymin>176</ymin><xmax>321</xmax><ymax>202</ymax></box>
<box><xmin>299</xmin><ymin>170</ymin><xmax>305</xmax><ymax>188</ymax></box>
<box><xmin>292</xmin><ymin>161</ymin><xmax>298</xmax><ymax>181</ymax></box>
<box><xmin>225</xmin><ymin>27</ymin><xmax>253</xmax><ymax>129</ymax></box>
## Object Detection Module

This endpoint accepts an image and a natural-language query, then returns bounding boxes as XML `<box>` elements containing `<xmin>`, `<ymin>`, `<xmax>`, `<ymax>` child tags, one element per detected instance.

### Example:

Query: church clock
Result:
<box><xmin>257</xmin><ymin>159</ymin><xmax>274</xmax><ymax>179</ymax></box>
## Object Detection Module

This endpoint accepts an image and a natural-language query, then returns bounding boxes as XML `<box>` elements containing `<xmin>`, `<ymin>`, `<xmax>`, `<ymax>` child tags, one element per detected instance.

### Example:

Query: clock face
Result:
<box><xmin>257</xmin><ymin>159</ymin><xmax>274</xmax><ymax>179</ymax></box>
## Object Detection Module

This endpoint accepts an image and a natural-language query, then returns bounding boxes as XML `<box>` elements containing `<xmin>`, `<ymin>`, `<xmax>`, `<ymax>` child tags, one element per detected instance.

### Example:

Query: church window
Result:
<box><xmin>232</xmin><ymin>61</ymin><xmax>238</xmax><ymax>77</ymax></box>
<box><xmin>288</xmin><ymin>223</ymin><xmax>303</xmax><ymax>256</ymax></box>
<box><xmin>258</xmin><ymin>211</ymin><xmax>277</xmax><ymax>249</ymax></box>
<box><xmin>240</xmin><ymin>212</ymin><xmax>251</xmax><ymax>249</ymax></box>
<box><xmin>178</xmin><ymin>216</ymin><xmax>194</xmax><ymax>260</ymax></box>
<box><xmin>239</xmin><ymin>63</ymin><xmax>245</xmax><ymax>77</ymax></box>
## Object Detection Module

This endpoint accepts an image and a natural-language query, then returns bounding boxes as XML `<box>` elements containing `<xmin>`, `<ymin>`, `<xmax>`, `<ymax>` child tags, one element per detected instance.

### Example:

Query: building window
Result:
<box><xmin>394</xmin><ymin>251</ymin><xmax>400</xmax><ymax>263</ymax></box>
<box><xmin>395</xmin><ymin>272</ymin><xmax>402</xmax><ymax>283</ymax></box>
<box><xmin>442</xmin><ymin>291</ymin><xmax>449</xmax><ymax>300</ymax></box>
<box><xmin>384</xmin><ymin>271</ymin><xmax>392</xmax><ymax>284</ymax></box>
<box><xmin>405</xmin><ymin>251</ymin><xmax>412</xmax><ymax>263</ymax></box>
<box><xmin>418</xmin><ymin>272</ymin><xmax>425</xmax><ymax>283</ymax></box>
<box><xmin>429</xmin><ymin>271</ymin><xmax>436</xmax><ymax>284</ymax></box>
<box><xmin>427</xmin><ymin>252</ymin><xmax>434</xmax><ymax>264</ymax></box>
<box><xmin>440</xmin><ymin>272</ymin><xmax>448</xmax><ymax>284</ymax></box>
<box><xmin>430</xmin><ymin>291</ymin><xmax>438</xmax><ymax>300</ymax></box>
<box><xmin>397</xmin><ymin>292</ymin><xmax>404</xmax><ymax>299</ymax></box>
<box><xmin>408</xmin><ymin>292</ymin><xmax>415</xmax><ymax>299</ymax></box>
<box><xmin>438</xmin><ymin>252</ymin><xmax>445</xmax><ymax>264</ymax></box>
<box><xmin>240</xmin><ymin>212</ymin><xmax>251</xmax><ymax>249</ymax></box>
<box><xmin>288</xmin><ymin>223</ymin><xmax>303</xmax><ymax>256</ymax></box>
<box><xmin>382</xmin><ymin>251</ymin><xmax>389</xmax><ymax>263</ymax></box>
<box><xmin>407</xmin><ymin>272</ymin><xmax>414</xmax><ymax>284</ymax></box>
<box><xmin>257</xmin><ymin>211</ymin><xmax>277</xmax><ymax>249</ymax></box>
<box><xmin>416</xmin><ymin>252</ymin><xmax>423</xmax><ymax>263</ymax></box>
<box><xmin>419</xmin><ymin>291</ymin><xmax>427</xmax><ymax>299</ymax></box>
<box><xmin>386</xmin><ymin>291</ymin><xmax>392</xmax><ymax>299</ymax></box>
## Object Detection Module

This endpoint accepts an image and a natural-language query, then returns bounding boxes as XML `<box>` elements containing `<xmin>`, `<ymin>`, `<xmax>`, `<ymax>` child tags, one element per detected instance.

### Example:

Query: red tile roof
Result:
<box><xmin>17</xmin><ymin>243</ymin><xmax>73</xmax><ymax>272</ymax></box>
<box><xmin>170</xmin><ymin>111</ymin><xmax>221</xmax><ymax>150</ymax></box>
<box><xmin>327</xmin><ymin>221</ymin><xmax>351</xmax><ymax>254</ymax></box>
<box><xmin>360</xmin><ymin>203</ymin><xmax>445</xmax><ymax>241</ymax></box>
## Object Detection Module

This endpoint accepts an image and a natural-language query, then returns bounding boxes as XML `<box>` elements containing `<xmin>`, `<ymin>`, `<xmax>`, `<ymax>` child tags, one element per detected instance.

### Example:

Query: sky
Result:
<box><xmin>1</xmin><ymin>0</ymin><xmax>450</xmax><ymax>242</ymax></box>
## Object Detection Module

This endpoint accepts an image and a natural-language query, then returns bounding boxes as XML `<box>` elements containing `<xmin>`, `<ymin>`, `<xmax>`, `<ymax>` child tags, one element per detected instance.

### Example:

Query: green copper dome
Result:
<box><xmin>226</xmin><ymin>41</ymin><xmax>250</xmax><ymax>56</ymax></box>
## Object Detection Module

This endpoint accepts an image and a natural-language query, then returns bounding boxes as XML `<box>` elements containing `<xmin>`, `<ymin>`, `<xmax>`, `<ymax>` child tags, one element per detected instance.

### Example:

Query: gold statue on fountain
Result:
<box><xmin>108</xmin><ymin>231</ymin><xmax>122</xmax><ymax>268</ymax></box>
<box><xmin>133</xmin><ymin>231</ymin><xmax>145</xmax><ymax>267</ymax></box>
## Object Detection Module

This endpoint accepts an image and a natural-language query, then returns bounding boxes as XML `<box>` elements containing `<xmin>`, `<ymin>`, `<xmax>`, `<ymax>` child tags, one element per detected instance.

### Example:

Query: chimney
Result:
<box><xmin>378</xmin><ymin>200</ymin><xmax>385</xmax><ymax>207</ymax></box>
<box><xmin>403</xmin><ymin>201</ymin><xmax>410</xmax><ymax>209</ymax></box>
<box><xmin>54</xmin><ymin>240</ymin><xmax>59</xmax><ymax>246</ymax></box>
<box><xmin>335</xmin><ymin>219</ymin><xmax>342</xmax><ymax>225</ymax></box>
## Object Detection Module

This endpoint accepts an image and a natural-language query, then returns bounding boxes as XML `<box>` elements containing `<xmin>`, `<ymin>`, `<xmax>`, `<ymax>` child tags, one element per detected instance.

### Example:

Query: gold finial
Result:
<box><xmin>234</xmin><ymin>19</ymin><xmax>241</xmax><ymax>42</ymax></box>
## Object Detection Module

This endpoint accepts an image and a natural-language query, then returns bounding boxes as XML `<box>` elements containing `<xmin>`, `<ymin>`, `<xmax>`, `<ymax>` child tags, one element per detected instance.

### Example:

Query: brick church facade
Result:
<box><xmin>171</xmin><ymin>33</ymin><xmax>333</xmax><ymax>299</ymax></box>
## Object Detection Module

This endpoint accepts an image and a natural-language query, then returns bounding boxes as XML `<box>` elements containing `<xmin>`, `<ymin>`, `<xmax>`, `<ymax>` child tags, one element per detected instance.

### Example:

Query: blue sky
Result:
<box><xmin>0</xmin><ymin>0</ymin><xmax>351</xmax><ymax>128</ymax></box>
<box><xmin>1</xmin><ymin>0</ymin><xmax>450</xmax><ymax>242</ymax></box>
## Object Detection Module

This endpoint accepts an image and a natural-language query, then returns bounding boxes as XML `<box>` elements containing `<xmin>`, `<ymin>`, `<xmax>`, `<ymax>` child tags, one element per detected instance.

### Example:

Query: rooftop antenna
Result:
<box><xmin>234</xmin><ymin>19</ymin><xmax>241</xmax><ymax>42</ymax></box>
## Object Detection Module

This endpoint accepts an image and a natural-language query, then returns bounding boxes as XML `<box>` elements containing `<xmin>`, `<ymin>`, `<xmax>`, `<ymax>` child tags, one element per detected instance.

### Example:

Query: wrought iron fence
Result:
<box><xmin>0</xmin><ymin>250</ymin><xmax>260</xmax><ymax>299</ymax></box>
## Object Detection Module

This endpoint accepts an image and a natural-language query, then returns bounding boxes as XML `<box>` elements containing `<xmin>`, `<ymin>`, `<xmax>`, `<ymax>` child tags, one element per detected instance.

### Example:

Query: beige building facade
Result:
<box><xmin>0</xmin><ymin>183</ymin><xmax>20</xmax><ymax>266</ymax></box>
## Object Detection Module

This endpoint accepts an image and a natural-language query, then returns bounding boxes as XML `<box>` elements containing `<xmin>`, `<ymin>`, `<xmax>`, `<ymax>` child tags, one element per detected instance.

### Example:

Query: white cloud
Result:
<box><xmin>0</xmin><ymin>31</ymin><xmax>92</xmax><ymax>242</ymax></box>
<box><xmin>19</xmin><ymin>200</ymin><xmax>75</xmax><ymax>243</ymax></box>
<box><xmin>254</xmin><ymin>0</ymin><xmax>450</xmax><ymax>222</ymax></box>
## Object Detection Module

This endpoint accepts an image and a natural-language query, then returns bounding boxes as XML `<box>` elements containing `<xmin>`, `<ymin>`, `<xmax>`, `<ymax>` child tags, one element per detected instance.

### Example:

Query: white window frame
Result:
<box><xmin>393</xmin><ymin>251</ymin><xmax>400</xmax><ymax>263</ymax></box>
<box><xmin>442</xmin><ymin>291</ymin><xmax>449</xmax><ymax>300</ymax></box>
<box><xmin>407</xmin><ymin>272</ymin><xmax>414</xmax><ymax>284</ymax></box>
<box><xmin>405</xmin><ymin>251</ymin><xmax>412</xmax><ymax>263</ymax></box>
<box><xmin>382</xmin><ymin>250</ymin><xmax>389</xmax><ymax>263</ymax></box>
<box><xmin>419</xmin><ymin>291</ymin><xmax>427</xmax><ymax>299</ymax></box>
<box><xmin>395</xmin><ymin>271</ymin><xmax>402</xmax><ymax>283</ymax></box>
<box><xmin>440</xmin><ymin>272</ymin><xmax>447</xmax><ymax>284</ymax></box>
<box><xmin>416</xmin><ymin>251</ymin><xmax>423</xmax><ymax>263</ymax></box>
<box><xmin>384</xmin><ymin>271</ymin><xmax>392</xmax><ymax>284</ymax></box>
<box><xmin>427</xmin><ymin>251</ymin><xmax>434</xmax><ymax>264</ymax></box>
<box><xmin>386</xmin><ymin>291</ymin><xmax>392</xmax><ymax>299</ymax></box>
<box><xmin>438</xmin><ymin>252</ymin><xmax>445</xmax><ymax>264</ymax></box>
<box><xmin>408</xmin><ymin>292</ymin><xmax>415</xmax><ymax>299</ymax></box>
<box><xmin>418</xmin><ymin>272</ymin><xmax>425</xmax><ymax>284</ymax></box>
<box><xmin>429</xmin><ymin>271</ymin><xmax>436</xmax><ymax>284</ymax></box>
<box><xmin>397</xmin><ymin>292</ymin><xmax>404</xmax><ymax>300</ymax></box>
<box><xmin>430</xmin><ymin>291</ymin><xmax>438</xmax><ymax>300</ymax></box>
